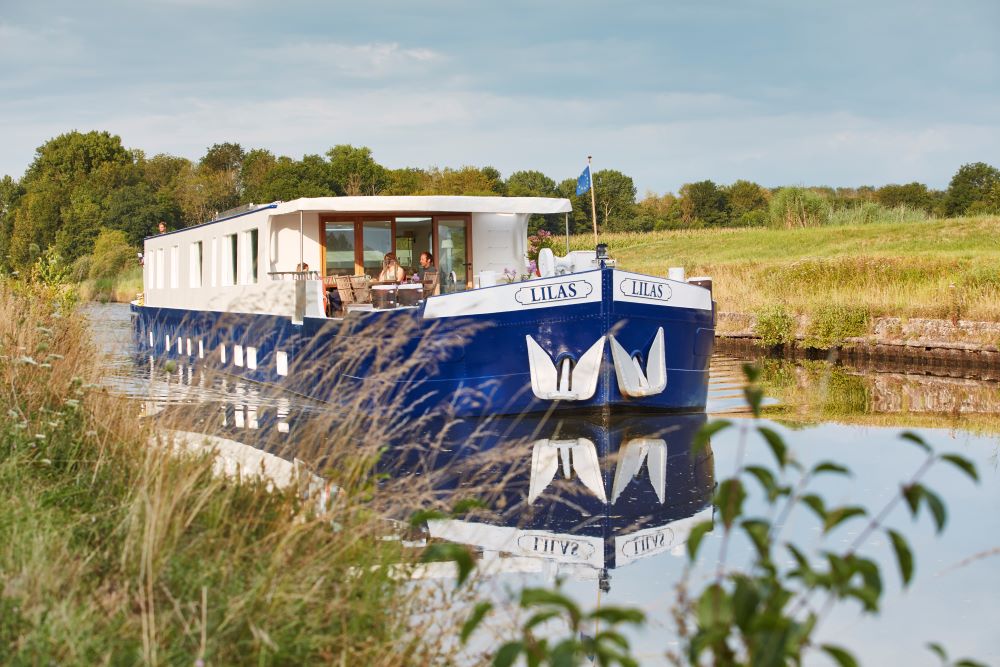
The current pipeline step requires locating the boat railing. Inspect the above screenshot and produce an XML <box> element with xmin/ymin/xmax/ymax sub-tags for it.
<box><xmin>268</xmin><ymin>270</ymin><xmax>320</xmax><ymax>281</ymax></box>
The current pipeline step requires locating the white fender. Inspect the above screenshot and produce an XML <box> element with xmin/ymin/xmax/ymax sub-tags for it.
<box><xmin>538</xmin><ymin>247</ymin><xmax>556</xmax><ymax>278</ymax></box>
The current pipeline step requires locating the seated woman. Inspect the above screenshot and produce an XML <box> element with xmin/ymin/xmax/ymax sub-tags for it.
<box><xmin>378</xmin><ymin>252</ymin><xmax>405</xmax><ymax>283</ymax></box>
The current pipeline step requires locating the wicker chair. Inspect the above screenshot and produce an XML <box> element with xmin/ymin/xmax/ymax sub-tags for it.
<box><xmin>335</xmin><ymin>275</ymin><xmax>354</xmax><ymax>307</ymax></box>
<box><xmin>350</xmin><ymin>275</ymin><xmax>372</xmax><ymax>304</ymax></box>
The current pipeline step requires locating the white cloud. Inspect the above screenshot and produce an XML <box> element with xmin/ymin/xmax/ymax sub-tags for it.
<box><xmin>258</xmin><ymin>41</ymin><xmax>444</xmax><ymax>79</ymax></box>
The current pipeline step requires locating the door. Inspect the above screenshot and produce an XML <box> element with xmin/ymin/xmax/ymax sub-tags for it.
<box><xmin>436</xmin><ymin>217</ymin><xmax>470</xmax><ymax>292</ymax></box>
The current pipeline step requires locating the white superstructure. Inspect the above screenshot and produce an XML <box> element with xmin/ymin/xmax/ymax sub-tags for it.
<box><xmin>142</xmin><ymin>196</ymin><xmax>573</xmax><ymax>318</ymax></box>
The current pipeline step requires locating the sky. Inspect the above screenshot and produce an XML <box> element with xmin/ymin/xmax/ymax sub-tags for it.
<box><xmin>2</xmin><ymin>0</ymin><xmax>999</xmax><ymax>194</ymax></box>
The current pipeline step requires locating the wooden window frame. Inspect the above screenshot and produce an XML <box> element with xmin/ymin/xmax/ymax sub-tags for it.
<box><xmin>318</xmin><ymin>213</ymin><xmax>472</xmax><ymax>287</ymax></box>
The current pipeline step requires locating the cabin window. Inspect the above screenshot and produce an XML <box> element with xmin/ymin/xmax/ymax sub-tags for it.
<box><xmin>170</xmin><ymin>246</ymin><xmax>180</xmax><ymax>289</ymax></box>
<box><xmin>211</xmin><ymin>237</ymin><xmax>218</xmax><ymax>287</ymax></box>
<box><xmin>156</xmin><ymin>248</ymin><xmax>165</xmax><ymax>289</ymax></box>
<box><xmin>220</xmin><ymin>344</ymin><xmax>227</xmax><ymax>364</ymax></box>
<box><xmin>224</xmin><ymin>234</ymin><xmax>237</xmax><ymax>286</ymax></box>
<box><xmin>190</xmin><ymin>241</ymin><xmax>203</xmax><ymax>288</ymax></box>
<box><xmin>324</xmin><ymin>223</ymin><xmax>355</xmax><ymax>276</ymax></box>
<box><xmin>186</xmin><ymin>338</ymin><xmax>192</xmax><ymax>356</ymax></box>
<box><xmin>362</xmin><ymin>220</ymin><xmax>392</xmax><ymax>276</ymax></box>
<box><xmin>198</xmin><ymin>340</ymin><xmax>204</xmax><ymax>359</ymax></box>
<box><xmin>276</xmin><ymin>350</ymin><xmax>288</xmax><ymax>376</ymax></box>
<box><xmin>146</xmin><ymin>249</ymin><xmax>155</xmax><ymax>288</ymax></box>
<box><xmin>243</xmin><ymin>229</ymin><xmax>258</xmax><ymax>283</ymax></box>
<box><xmin>234</xmin><ymin>344</ymin><xmax>244</xmax><ymax>367</ymax></box>
<box><xmin>176</xmin><ymin>337</ymin><xmax>183</xmax><ymax>354</ymax></box>
<box><xmin>246</xmin><ymin>346</ymin><xmax>257</xmax><ymax>369</ymax></box>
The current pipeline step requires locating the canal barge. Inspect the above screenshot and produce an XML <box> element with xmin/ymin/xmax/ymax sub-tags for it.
<box><xmin>132</xmin><ymin>196</ymin><xmax>715</xmax><ymax>417</ymax></box>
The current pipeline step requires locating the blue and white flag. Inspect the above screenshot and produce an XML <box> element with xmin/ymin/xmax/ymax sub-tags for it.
<box><xmin>576</xmin><ymin>165</ymin><xmax>591</xmax><ymax>196</ymax></box>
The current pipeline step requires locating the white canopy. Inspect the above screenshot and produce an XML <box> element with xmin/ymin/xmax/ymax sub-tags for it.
<box><xmin>270</xmin><ymin>195</ymin><xmax>572</xmax><ymax>216</ymax></box>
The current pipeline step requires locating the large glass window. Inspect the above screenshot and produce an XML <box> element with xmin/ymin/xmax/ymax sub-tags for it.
<box><xmin>395</xmin><ymin>217</ymin><xmax>433</xmax><ymax>276</ymax></box>
<box><xmin>325</xmin><ymin>222</ymin><xmax>355</xmax><ymax>276</ymax></box>
<box><xmin>437</xmin><ymin>219</ymin><xmax>468</xmax><ymax>292</ymax></box>
<box><xmin>362</xmin><ymin>220</ymin><xmax>392</xmax><ymax>277</ymax></box>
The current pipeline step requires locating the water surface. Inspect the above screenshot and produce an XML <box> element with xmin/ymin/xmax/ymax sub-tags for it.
<box><xmin>85</xmin><ymin>302</ymin><xmax>1000</xmax><ymax>665</ymax></box>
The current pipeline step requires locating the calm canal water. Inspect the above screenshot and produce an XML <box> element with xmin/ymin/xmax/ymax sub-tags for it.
<box><xmin>85</xmin><ymin>302</ymin><xmax>1000</xmax><ymax>666</ymax></box>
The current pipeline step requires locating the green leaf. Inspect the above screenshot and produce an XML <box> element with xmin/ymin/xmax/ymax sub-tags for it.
<box><xmin>811</xmin><ymin>461</ymin><xmax>851</xmax><ymax>476</ymax></box>
<box><xmin>744</xmin><ymin>465</ymin><xmax>781</xmax><ymax>501</ymax></box>
<box><xmin>887</xmin><ymin>528</ymin><xmax>914</xmax><ymax>586</ymax></box>
<box><xmin>902</xmin><ymin>483</ymin><xmax>924</xmax><ymax>517</ymax></box>
<box><xmin>696</xmin><ymin>584</ymin><xmax>732</xmax><ymax>629</ymax></box>
<box><xmin>821</xmin><ymin>643</ymin><xmax>859</xmax><ymax>667</ymax></box>
<box><xmin>853</xmin><ymin>556</ymin><xmax>883</xmax><ymax>600</ymax></box>
<box><xmin>715</xmin><ymin>479</ymin><xmax>746</xmax><ymax>530</ymax></box>
<box><xmin>520</xmin><ymin>588</ymin><xmax>581</xmax><ymax>628</ymax></box>
<box><xmin>589</xmin><ymin>606</ymin><xmax>645</xmax><ymax>625</ymax></box>
<box><xmin>742</xmin><ymin>363</ymin><xmax>761</xmax><ymax>383</ymax></box>
<box><xmin>940</xmin><ymin>454</ymin><xmax>978</xmax><ymax>483</ymax></box>
<box><xmin>409</xmin><ymin>508</ymin><xmax>447</xmax><ymax>528</ymax></box>
<box><xmin>692</xmin><ymin>420</ymin><xmax>731</xmax><ymax>456</ymax></box>
<box><xmin>900</xmin><ymin>431</ymin><xmax>931</xmax><ymax>453</ymax></box>
<box><xmin>742</xmin><ymin>519</ymin><xmax>771</xmax><ymax>560</ymax></box>
<box><xmin>923</xmin><ymin>488</ymin><xmax>947</xmax><ymax>533</ymax></box>
<box><xmin>955</xmin><ymin>660</ymin><xmax>989</xmax><ymax>667</ymax></box>
<box><xmin>451</xmin><ymin>497</ymin><xmax>486</xmax><ymax>515</ymax></box>
<box><xmin>800</xmin><ymin>493</ymin><xmax>827</xmax><ymax>522</ymax></box>
<box><xmin>549</xmin><ymin>640</ymin><xmax>577</xmax><ymax>667</ymax></box>
<box><xmin>460</xmin><ymin>602</ymin><xmax>492</xmax><ymax>643</ymax></box>
<box><xmin>823</xmin><ymin>506</ymin><xmax>867</xmax><ymax>534</ymax></box>
<box><xmin>845</xmin><ymin>585</ymin><xmax>879</xmax><ymax>613</ymax></box>
<box><xmin>421</xmin><ymin>543</ymin><xmax>475</xmax><ymax>588</ymax></box>
<box><xmin>825</xmin><ymin>552</ymin><xmax>853</xmax><ymax>586</ymax></box>
<box><xmin>686</xmin><ymin>520</ymin><xmax>714</xmax><ymax>562</ymax></box>
<box><xmin>492</xmin><ymin>641</ymin><xmax>524</xmax><ymax>667</ymax></box>
<box><xmin>785</xmin><ymin>543</ymin><xmax>815</xmax><ymax>586</ymax></box>
<box><xmin>731</xmin><ymin>575</ymin><xmax>761</xmax><ymax>631</ymax></box>
<box><xmin>926</xmin><ymin>642</ymin><xmax>948</xmax><ymax>662</ymax></box>
<box><xmin>744</xmin><ymin>386</ymin><xmax>765</xmax><ymax>417</ymax></box>
<box><xmin>524</xmin><ymin>609</ymin><xmax>562</xmax><ymax>631</ymax></box>
<box><xmin>757</xmin><ymin>426</ymin><xmax>788</xmax><ymax>468</ymax></box>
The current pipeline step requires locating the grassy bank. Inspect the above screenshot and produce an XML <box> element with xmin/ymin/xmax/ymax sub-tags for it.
<box><xmin>0</xmin><ymin>281</ymin><xmax>447</xmax><ymax>664</ymax></box>
<box><xmin>571</xmin><ymin>215</ymin><xmax>1000</xmax><ymax>323</ymax></box>
<box><xmin>78</xmin><ymin>266</ymin><xmax>143</xmax><ymax>303</ymax></box>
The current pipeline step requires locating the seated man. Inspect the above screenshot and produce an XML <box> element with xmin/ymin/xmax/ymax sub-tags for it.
<box><xmin>415</xmin><ymin>251</ymin><xmax>436</xmax><ymax>280</ymax></box>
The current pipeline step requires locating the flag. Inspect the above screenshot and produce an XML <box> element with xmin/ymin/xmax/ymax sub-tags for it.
<box><xmin>576</xmin><ymin>165</ymin><xmax>591</xmax><ymax>196</ymax></box>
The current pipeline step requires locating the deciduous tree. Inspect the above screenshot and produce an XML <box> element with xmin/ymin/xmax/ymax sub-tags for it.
<box><xmin>945</xmin><ymin>162</ymin><xmax>1000</xmax><ymax>216</ymax></box>
<box><xmin>326</xmin><ymin>145</ymin><xmax>390</xmax><ymax>196</ymax></box>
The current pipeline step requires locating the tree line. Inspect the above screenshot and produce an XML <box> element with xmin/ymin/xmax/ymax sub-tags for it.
<box><xmin>1</xmin><ymin>130</ymin><xmax>998</xmax><ymax>274</ymax></box>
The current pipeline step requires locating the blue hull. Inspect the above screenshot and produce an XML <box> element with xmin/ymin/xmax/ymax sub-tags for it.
<box><xmin>131</xmin><ymin>268</ymin><xmax>714</xmax><ymax>417</ymax></box>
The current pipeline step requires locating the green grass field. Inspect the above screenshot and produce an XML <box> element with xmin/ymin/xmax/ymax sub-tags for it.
<box><xmin>569</xmin><ymin>215</ymin><xmax>1000</xmax><ymax>322</ymax></box>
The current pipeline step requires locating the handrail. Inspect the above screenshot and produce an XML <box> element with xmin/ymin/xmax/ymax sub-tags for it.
<box><xmin>267</xmin><ymin>270</ymin><xmax>319</xmax><ymax>281</ymax></box>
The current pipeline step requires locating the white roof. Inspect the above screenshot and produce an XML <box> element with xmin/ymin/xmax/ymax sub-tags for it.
<box><xmin>270</xmin><ymin>195</ymin><xmax>572</xmax><ymax>216</ymax></box>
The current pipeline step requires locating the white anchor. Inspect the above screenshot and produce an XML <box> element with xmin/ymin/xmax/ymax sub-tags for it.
<box><xmin>609</xmin><ymin>327</ymin><xmax>667</xmax><ymax>398</ymax></box>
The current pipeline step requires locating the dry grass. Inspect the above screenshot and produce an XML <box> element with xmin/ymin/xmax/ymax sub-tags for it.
<box><xmin>0</xmin><ymin>280</ymin><xmax>513</xmax><ymax>665</ymax></box>
<box><xmin>564</xmin><ymin>215</ymin><xmax>1000</xmax><ymax>321</ymax></box>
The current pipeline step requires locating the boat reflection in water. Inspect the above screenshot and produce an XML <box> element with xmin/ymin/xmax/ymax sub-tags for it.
<box><xmin>391</xmin><ymin>413</ymin><xmax>715</xmax><ymax>590</ymax></box>
<box><xmin>144</xmin><ymin>379</ymin><xmax>714</xmax><ymax>590</ymax></box>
